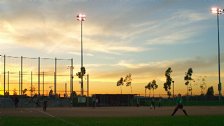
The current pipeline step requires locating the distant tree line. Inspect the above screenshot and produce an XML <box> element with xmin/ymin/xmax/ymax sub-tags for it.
<box><xmin>116</xmin><ymin>67</ymin><xmax>215</xmax><ymax>97</ymax></box>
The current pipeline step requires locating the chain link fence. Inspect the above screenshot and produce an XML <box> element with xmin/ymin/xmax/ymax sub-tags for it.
<box><xmin>0</xmin><ymin>54</ymin><xmax>74</xmax><ymax>97</ymax></box>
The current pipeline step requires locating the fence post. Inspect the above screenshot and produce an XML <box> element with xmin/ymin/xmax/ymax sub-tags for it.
<box><xmin>43</xmin><ymin>71</ymin><xmax>44</xmax><ymax>96</ymax></box>
<box><xmin>3</xmin><ymin>55</ymin><xmax>6</xmax><ymax>96</ymax></box>
<box><xmin>8</xmin><ymin>71</ymin><xmax>9</xmax><ymax>93</ymax></box>
<box><xmin>87</xmin><ymin>74</ymin><xmax>89</xmax><ymax>107</ymax></box>
<box><xmin>87</xmin><ymin>74</ymin><xmax>89</xmax><ymax>97</ymax></box>
<box><xmin>70</xmin><ymin>58</ymin><xmax>73</xmax><ymax>95</ymax></box>
<box><xmin>54</xmin><ymin>58</ymin><xmax>57</xmax><ymax>95</ymax></box>
<box><xmin>19</xmin><ymin>71</ymin><xmax>20</xmax><ymax>95</ymax></box>
<box><xmin>65</xmin><ymin>83</ymin><xmax>67</xmax><ymax>96</ymax></box>
<box><xmin>38</xmin><ymin>57</ymin><xmax>40</xmax><ymax>95</ymax></box>
<box><xmin>31</xmin><ymin>71</ymin><xmax>32</xmax><ymax>97</ymax></box>
<box><xmin>21</xmin><ymin>56</ymin><xmax>23</xmax><ymax>94</ymax></box>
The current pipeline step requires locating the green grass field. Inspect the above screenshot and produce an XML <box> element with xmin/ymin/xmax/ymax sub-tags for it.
<box><xmin>1</xmin><ymin>115</ymin><xmax>224</xmax><ymax>126</ymax></box>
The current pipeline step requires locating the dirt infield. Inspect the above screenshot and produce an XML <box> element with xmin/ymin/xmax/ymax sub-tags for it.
<box><xmin>1</xmin><ymin>106</ymin><xmax>224</xmax><ymax>117</ymax></box>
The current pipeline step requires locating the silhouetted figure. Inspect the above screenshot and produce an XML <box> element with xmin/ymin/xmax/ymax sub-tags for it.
<box><xmin>95</xmin><ymin>98</ymin><xmax>98</xmax><ymax>107</ymax></box>
<box><xmin>92</xmin><ymin>98</ymin><xmax>95</xmax><ymax>108</ymax></box>
<box><xmin>171</xmin><ymin>94</ymin><xmax>188</xmax><ymax>116</ymax></box>
<box><xmin>92</xmin><ymin>97</ymin><xmax>98</xmax><ymax>108</ymax></box>
<box><xmin>136</xmin><ymin>98</ymin><xmax>140</xmax><ymax>107</ymax></box>
<box><xmin>158</xmin><ymin>98</ymin><xmax>162</xmax><ymax>107</ymax></box>
<box><xmin>150</xmin><ymin>98</ymin><xmax>155</xmax><ymax>110</ymax></box>
<box><xmin>49</xmin><ymin>89</ymin><xmax>53</xmax><ymax>97</ymax></box>
<box><xmin>14</xmin><ymin>96</ymin><xmax>19</xmax><ymax>108</ymax></box>
<box><xmin>36</xmin><ymin>98</ymin><xmax>40</xmax><ymax>107</ymax></box>
<box><xmin>43</xmin><ymin>100</ymin><xmax>48</xmax><ymax>112</ymax></box>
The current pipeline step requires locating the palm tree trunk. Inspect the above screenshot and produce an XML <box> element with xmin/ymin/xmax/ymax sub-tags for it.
<box><xmin>153</xmin><ymin>89</ymin><xmax>154</xmax><ymax>98</ymax></box>
<box><xmin>145</xmin><ymin>88</ymin><xmax>146</xmax><ymax>97</ymax></box>
<box><xmin>130</xmin><ymin>86</ymin><xmax>132</xmax><ymax>94</ymax></box>
<box><xmin>187</xmin><ymin>85</ymin><xmax>188</xmax><ymax>96</ymax></box>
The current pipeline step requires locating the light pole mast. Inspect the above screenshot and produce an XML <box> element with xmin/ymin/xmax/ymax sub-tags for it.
<box><xmin>217</xmin><ymin>11</ymin><xmax>221</xmax><ymax>98</ymax></box>
<box><xmin>211</xmin><ymin>7</ymin><xmax>223</xmax><ymax>99</ymax></box>
<box><xmin>77</xmin><ymin>13</ymin><xmax>86</xmax><ymax>96</ymax></box>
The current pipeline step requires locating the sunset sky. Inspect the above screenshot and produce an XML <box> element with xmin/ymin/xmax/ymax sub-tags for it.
<box><xmin>0</xmin><ymin>0</ymin><xmax>224</xmax><ymax>96</ymax></box>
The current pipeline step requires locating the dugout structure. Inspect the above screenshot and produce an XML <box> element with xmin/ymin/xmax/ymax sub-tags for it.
<box><xmin>92</xmin><ymin>94</ymin><xmax>137</xmax><ymax>106</ymax></box>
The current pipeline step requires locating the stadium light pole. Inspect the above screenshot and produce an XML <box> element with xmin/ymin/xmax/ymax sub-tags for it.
<box><xmin>77</xmin><ymin>13</ymin><xmax>86</xmax><ymax>96</ymax></box>
<box><xmin>211</xmin><ymin>7</ymin><xmax>224</xmax><ymax>99</ymax></box>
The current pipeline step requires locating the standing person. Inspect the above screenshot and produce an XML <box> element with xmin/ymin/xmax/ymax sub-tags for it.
<box><xmin>14</xmin><ymin>96</ymin><xmax>19</xmax><ymax>109</ymax></box>
<box><xmin>35</xmin><ymin>98</ymin><xmax>40</xmax><ymax>107</ymax></box>
<box><xmin>95</xmin><ymin>98</ymin><xmax>98</xmax><ymax>107</ymax></box>
<box><xmin>158</xmin><ymin>98</ymin><xmax>162</xmax><ymax>107</ymax></box>
<box><xmin>150</xmin><ymin>98</ymin><xmax>155</xmax><ymax>110</ymax></box>
<box><xmin>92</xmin><ymin>97</ymin><xmax>95</xmax><ymax>108</ymax></box>
<box><xmin>171</xmin><ymin>94</ymin><xmax>188</xmax><ymax>116</ymax></box>
<box><xmin>136</xmin><ymin>98</ymin><xmax>140</xmax><ymax>107</ymax></box>
<box><xmin>43</xmin><ymin>100</ymin><xmax>48</xmax><ymax>112</ymax></box>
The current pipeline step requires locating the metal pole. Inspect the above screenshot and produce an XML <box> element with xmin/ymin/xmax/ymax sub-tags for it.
<box><xmin>8</xmin><ymin>71</ymin><xmax>9</xmax><ymax>93</ymax></box>
<box><xmin>70</xmin><ymin>58</ymin><xmax>73</xmax><ymax>95</ymax></box>
<box><xmin>38</xmin><ymin>57</ymin><xmax>40</xmax><ymax>95</ymax></box>
<box><xmin>3</xmin><ymin>55</ymin><xmax>6</xmax><ymax>95</ymax></box>
<box><xmin>21</xmin><ymin>56</ymin><xmax>23</xmax><ymax>93</ymax></box>
<box><xmin>43</xmin><ymin>72</ymin><xmax>44</xmax><ymax>96</ymax></box>
<box><xmin>65</xmin><ymin>83</ymin><xmax>67</xmax><ymax>96</ymax></box>
<box><xmin>19</xmin><ymin>71</ymin><xmax>20</xmax><ymax>95</ymax></box>
<box><xmin>87</xmin><ymin>74</ymin><xmax>89</xmax><ymax>106</ymax></box>
<box><xmin>31</xmin><ymin>71</ymin><xmax>32</xmax><ymax>97</ymax></box>
<box><xmin>81</xmin><ymin>20</ymin><xmax>84</xmax><ymax>96</ymax></box>
<box><xmin>217</xmin><ymin>13</ymin><xmax>222</xmax><ymax>98</ymax></box>
<box><xmin>87</xmin><ymin>74</ymin><xmax>89</xmax><ymax>97</ymax></box>
<box><xmin>54</xmin><ymin>58</ymin><xmax>57</xmax><ymax>95</ymax></box>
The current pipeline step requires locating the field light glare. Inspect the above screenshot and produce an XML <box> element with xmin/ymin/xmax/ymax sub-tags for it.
<box><xmin>211</xmin><ymin>7</ymin><xmax>224</xmax><ymax>14</ymax></box>
<box><xmin>77</xmin><ymin>14</ymin><xmax>86</xmax><ymax>21</ymax></box>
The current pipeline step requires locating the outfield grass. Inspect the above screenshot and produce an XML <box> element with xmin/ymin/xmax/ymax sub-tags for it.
<box><xmin>1</xmin><ymin>115</ymin><xmax>224</xmax><ymax>126</ymax></box>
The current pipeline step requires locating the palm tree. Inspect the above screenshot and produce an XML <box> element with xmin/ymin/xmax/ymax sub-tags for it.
<box><xmin>163</xmin><ymin>67</ymin><xmax>173</xmax><ymax>98</ymax></box>
<box><xmin>13</xmin><ymin>89</ymin><xmax>17</xmax><ymax>95</ymax></box>
<box><xmin>22</xmin><ymin>88</ymin><xmax>28</xmax><ymax>95</ymax></box>
<box><xmin>117</xmin><ymin>77</ymin><xmax>124</xmax><ymax>94</ymax></box>
<box><xmin>151</xmin><ymin>80</ymin><xmax>158</xmax><ymax>97</ymax></box>
<box><xmin>145</xmin><ymin>82</ymin><xmax>152</xmax><ymax>97</ymax></box>
<box><xmin>124</xmin><ymin>73</ymin><xmax>132</xmax><ymax>93</ymax></box>
<box><xmin>145</xmin><ymin>80</ymin><xmax>158</xmax><ymax>97</ymax></box>
<box><xmin>184</xmin><ymin>68</ymin><xmax>193</xmax><ymax>96</ymax></box>
<box><xmin>206</xmin><ymin>86</ymin><xmax>214</xmax><ymax>96</ymax></box>
<box><xmin>199</xmin><ymin>76</ymin><xmax>207</xmax><ymax>95</ymax></box>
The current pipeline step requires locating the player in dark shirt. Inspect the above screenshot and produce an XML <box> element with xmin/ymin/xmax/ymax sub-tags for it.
<box><xmin>171</xmin><ymin>94</ymin><xmax>188</xmax><ymax>116</ymax></box>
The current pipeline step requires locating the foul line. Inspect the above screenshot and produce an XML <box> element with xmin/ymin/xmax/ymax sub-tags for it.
<box><xmin>39</xmin><ymin>111</ymin><xmax>55</xmax><ymax>117</ymax></box>
<box><xmin>37</xmin><ymin>110</ymin><xmax>79</xmax><ymax>126</ymax></box>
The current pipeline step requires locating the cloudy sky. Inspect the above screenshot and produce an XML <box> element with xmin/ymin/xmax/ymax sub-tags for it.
<box><xmin>0</xmin><ymin>0</ymin><xmax>224</xmax><ymax>96</ymax></box>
